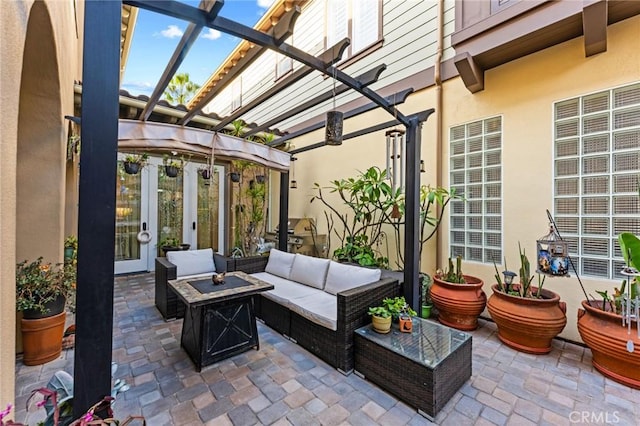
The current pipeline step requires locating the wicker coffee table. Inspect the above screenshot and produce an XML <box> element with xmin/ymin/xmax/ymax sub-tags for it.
<box><xmin>354</xmin><ymin>317</ymin><xmax>472</xmax><ymax>420</ymax></box>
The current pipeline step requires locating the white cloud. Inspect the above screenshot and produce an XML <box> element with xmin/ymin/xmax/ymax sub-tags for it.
<box><xmin>120</xmin><ymin>81</ymin><xmax>154</xmax><ymax>96</ymax></box>
<box><xmin>201</xmin><ymin>28</ymin><xmax>221</xmax><ymax>40</ymax></box>
<box><xmin>257</xmin><ymin>0</ymin><xmax>274</xmax><ymax>9</ymax></box>
<box><xmin>160</xmin><ymin>25</ymin><xmax>183</xmax><ymax>39</ymax></box>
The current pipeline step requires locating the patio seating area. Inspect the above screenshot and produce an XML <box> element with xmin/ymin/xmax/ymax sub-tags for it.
<box><xmin>14</xmin><ymin>273</ymin><xmax>640</xmax><ymax>425</ymax></box>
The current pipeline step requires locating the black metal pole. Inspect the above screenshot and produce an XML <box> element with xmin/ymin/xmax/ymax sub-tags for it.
<box><xmin>278</xmin><ymin>172</ymin><xmax>290</xmax><ymax>252</ymax></box>
<box><xmin>73</xmin><ymin>0</ymin><xmax>120</xmax><ymax>418</ymax></box>
<box><xmin>404</xmin><ymin>116</ymin><xmax>422</xmax><ymax>311</ymax></box>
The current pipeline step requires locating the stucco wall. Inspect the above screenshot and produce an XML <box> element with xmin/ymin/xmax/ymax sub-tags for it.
<box><xmin>1</xmin><ymin>0</ymin><xmax>82</xmax><ymax>410</ymax></box>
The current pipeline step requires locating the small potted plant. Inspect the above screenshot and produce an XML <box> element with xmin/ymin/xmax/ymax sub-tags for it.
<box><xmin>199</xmin><ymin>166</ymin><xmax>212</xmax><ymax>180</ymax></box>
<box><xmin>16</xmin><ymin>258</ymin><xmax>75</xmax><ymax>365</ymax></box>
<box><xmin>123</xmin><ymin>153</ymin><xmax>148</xmax><ymax>175</ymax></box>
<box><xmin>421</xmin><ymin>273</ymin><xmax>433</xmax><ymax>319</ymax></box>
<box><xmin>63</xmin><ymin>235</ymin><xmax>77</xmax><ymax>261</ymax></box>
<box><xmin>163</xmin><ymin>154</ymin><xmax>184</xmax><ymax>178</ymax></box>
<box><xmin>368</xmin><ymin>305</ymin><xmax>392</xmax><ymax>334</ymax></box>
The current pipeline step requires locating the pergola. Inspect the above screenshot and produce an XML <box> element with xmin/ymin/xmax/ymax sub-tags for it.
<box><xmin>75</xmin><ymin>0</ymin><xmax>434</xmax><ymax>416</ymax></box>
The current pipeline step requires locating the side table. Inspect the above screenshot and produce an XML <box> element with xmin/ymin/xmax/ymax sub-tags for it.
<box><xmin>354</xmin><ymin>317</ymin><xmax>472</xmax><ymax>420</ymax></box>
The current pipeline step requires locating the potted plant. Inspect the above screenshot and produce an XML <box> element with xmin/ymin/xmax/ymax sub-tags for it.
<box><xmin>16</xmin><ymin>257</ymin><xmax>75</xmax><ymax>365</ymax></box>
<box><xmin>199</xmin><ymin>166</ymin><xmax>212</xmax><ymax>180</ymax></box>
<box><xmin>487</xmin><ymin>244</ymin><xmax>567</xmax><ymax>354</ymax></box>
<box><xmin>577</xmin><ymin>232</ymin><xmax>640</xmax><ymax>389</ymax></box>
<box><xmin>163</xmin><ymin>154</ymin><xmax>184</xmax><ymax>177</ymax></box>
<box><xmin>63</xmin><ymin>235</ymin><xmax>77</xmax><ymax>261</ymax></box>
<box><xmin>421</xmin><ymin>273</ymin><xmax>433</xmax><ymax>319</ymax></box>
<box><xmin>123</xmin><ymin>152</ymin><xmax>148</xmax><ymax>175</ymax></box>
<box><xmin>368</xmin><ymin>305</ymin><xmax>392</xmax><ymax>334</ymax></box>
<box><xmin>430</xmin><ymin>256</ymin><xmax>486</xmax><ymax>331</ymax></box>
<box><xmin>159</xmin><ymin>236</ymin><xmax>188</xmax><ymax>255</ymax></box>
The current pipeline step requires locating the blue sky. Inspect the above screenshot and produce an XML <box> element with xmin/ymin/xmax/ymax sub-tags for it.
<box><xmin>121</xmin><ymin>0</ymin><xmax>275</xmax><ymax>97</ymax></box>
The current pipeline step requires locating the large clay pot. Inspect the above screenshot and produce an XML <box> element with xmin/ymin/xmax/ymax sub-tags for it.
<box><xmin>21</xmin><ymin>311</ymin><xmax>66</xmax><ymax>365</ymax></box>
<box><xmin>578</xmin><ymin>300</ymin><xmax>640</xmax><ymax>389</ymax></box>
<box><xmin>431</xmin><ymin>275</ymin><xmax>486</xmax><ymax>331</ymax></box>
<box><xmin>487</xmin><ymin>285</ymin><xmax>566</xmax><ymax>354</ymax></box>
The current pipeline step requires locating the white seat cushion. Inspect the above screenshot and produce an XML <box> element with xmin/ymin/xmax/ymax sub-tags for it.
<box><xmin>179</xmin><ymin>272</ymin><xmax>215</xmax><ymax>281</ymax></box>
<box><xmin>264</xmin><ymin>248</ymin><xmax>296</xmax><ymax>279</ymax></box>
<box><xmin>289</xmin><ymin>254</ymin><xmax>331</xmax><ymax>289</ymax></box>
<box><xmin>167</xmin><ymin>248</ymin><xmax>215</xmax><ymax>277</ymax></box>
<box><xmin>323</xmin><ymin>261</ymin><xmax>382</xmax><ymax>295</ymax></box>
<box><xmin>288</xmin><ymin>292</ymin><xmax>338</xmax><ymax>331</ymax></box>
<box><xmin>251</xmin><ymin>272</ymin><xmax>323</xmax><ymax>306</ymax></box>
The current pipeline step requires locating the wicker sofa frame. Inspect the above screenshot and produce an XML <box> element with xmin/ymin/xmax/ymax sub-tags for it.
<box><xmin>235</xmin><ymin>261</ymin><xmax>401</xmax><ymax>374</ymax></box>
<box><xmin>155</xmin><ymin>253</ymin><xmax>269</xmax><ymax>321</ymax></box>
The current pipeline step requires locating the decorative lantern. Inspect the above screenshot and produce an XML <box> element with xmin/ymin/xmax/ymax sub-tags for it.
<box><xmin>325</xmin><ymin>111</ymin><xmax>343</xmax><ymax>146</ymax></box>
<box><xmin>536</xmin><ymin>224</ymin><xmax>569</xmax><ymax>276</ymax></box>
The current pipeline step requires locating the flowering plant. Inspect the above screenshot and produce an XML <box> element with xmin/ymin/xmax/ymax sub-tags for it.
<box><xmin>16</xmin><ymin>258</ymin><xmax>75</xmax><ymax>315</ymax></box>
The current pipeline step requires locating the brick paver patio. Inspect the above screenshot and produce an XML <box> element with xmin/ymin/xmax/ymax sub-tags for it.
<box><xmin>14</xmin><ymin>273</ymin><xmax>640</xmax><ymax>425</ymax></box>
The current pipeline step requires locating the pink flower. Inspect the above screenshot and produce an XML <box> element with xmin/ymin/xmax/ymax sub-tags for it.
<box><xmin>0</xmin><ymin>403</ymin><xmax>13</xmax><ymax>421</ymax></box>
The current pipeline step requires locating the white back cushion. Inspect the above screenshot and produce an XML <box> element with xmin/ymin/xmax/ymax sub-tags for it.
<box><xmin>167</xmin><ymin>248</ymin><xmax>215</xmax><ymax>277</ymax></box>
<box><xmin>289</xmin><ymin>254</ymin><xmax>331</xmax><ymax>289</ymax></box>
<box><xmin>324</xmin><ymin>261</ymin><xmax>382</xmax><ymax>295</ymax></box>
<box><xmin>264</xmin><ymin>248</ymin><xmax>296</xmax><ymax>279</ymax></box>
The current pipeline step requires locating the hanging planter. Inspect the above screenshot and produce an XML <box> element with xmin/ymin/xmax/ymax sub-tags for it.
<box><xmin>122</xmin><ymin>153</ymin><xmax>147</xmax><ymax>175</ymax></box>
<box><xmin>200</xmin><ymin>168</ymin><xmax>211</xmax><ymax>179</ymax></box>
<box><xmin>164</xmin><ymin>165</ymin><xmax>179</xmax><ymax>178</ymax></box>
<box><xmin>123</xmin><ymin>161</ymin><xmax>141</xmax><ymax>175</ymax></box>
<box><xmin>230</xmin><ymin>172</ymin><xmax>240</xmax><ymax>183</ymax></box>
<box><xmin>256</xmin><ymin>175</ymin><xmax>265</xmax><ymax>184</ymax></box>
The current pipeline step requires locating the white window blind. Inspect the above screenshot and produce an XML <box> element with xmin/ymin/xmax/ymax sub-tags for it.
<box><xmin>327</xmin><ymin>0</ymin><xmax>348</xmax><ymax>51</ymax></box>
<box><xmin>553</xmin><ymin>82</ymin><xmax>640</xmax><ymax>279</ymax></box>
<box><xmin>352</xmin><ymin>0</ymin><xmax>379</xmax><ymax>53</ymax></box>
<box><xmin>326</xmin><ymin>0</ymin><xmax>380</xmax><ymax>60</ymax></box>
<box><xmin>449</xmin><ymin>117</ymin><xmax>503</xmax><ymax>263</ymax></box>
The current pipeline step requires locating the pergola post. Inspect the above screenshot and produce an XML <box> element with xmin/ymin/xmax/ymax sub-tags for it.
<box><xmin>278</xmin><ymin>172</ymin><xmax>290</xmax><ymax>252</ymax></box>
<box><xmin>73</xmin><ymin>0</ymin><xmax>120</xmax><ymax>418</ymax></box>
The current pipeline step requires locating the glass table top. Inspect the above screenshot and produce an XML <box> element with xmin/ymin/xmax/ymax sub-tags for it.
<box><xmin>355</xmin><ymin>317</ymin><xmax>471</xmax><ymax>368</ymax></box>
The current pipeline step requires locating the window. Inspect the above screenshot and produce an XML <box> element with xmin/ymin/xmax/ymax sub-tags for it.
<box><xmin>230</xmin><ymin>79</ymin><xmax>242</xmax><ymax>112</ymax></box>
<box><xmin>326</xmin><ymin>0</ymin><xmax>381</xmax><ymax>60</ymax></box>
<box><xmin>276</xmin><ymin>37</ymin><xmax>293</xmax><ymax>80</ymax></box>
<box><xmin>450</xmin><ymin>117</ymin><xmax>503</xmax><ymax>263</ymax></box>
<box><xmin>553</xmin><ymin>82</ymin><xmax>640</xmax><ymax>279</ymax></box>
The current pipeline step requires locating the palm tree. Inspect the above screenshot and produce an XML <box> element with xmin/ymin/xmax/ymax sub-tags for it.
<box><xmin>163</xmin><ymin>73</ymin><xmax>201</xmax><ymax>105</ymax></box>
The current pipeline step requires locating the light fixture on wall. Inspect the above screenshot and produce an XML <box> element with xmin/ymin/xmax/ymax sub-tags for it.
<box><xmin>420</xmin><ymin>160</ymin><xmax>426</xmax><ymax>173</ymax></box>
<box><xmin>290</xmin><ymin>156</ymin><xmax>297</xmax><ymax>189</ymax></box>
<box><xmin>385</xmin><ymin>129</ymin><xmax>406</xmax><ymax>192</ymax></box>
<box><xmin>325</xmin><ymin>64</ymin><xmax>343</xmax><ymax>146</ymax></box>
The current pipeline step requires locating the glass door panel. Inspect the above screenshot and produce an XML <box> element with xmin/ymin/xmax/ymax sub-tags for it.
<box><xmin>114</xmin><ymin>160</ymin><xmax>149</xmax><ymax>274</ymax></box>
<box><xmin>197</xmin><ymin>166</ymin><xmax>222</xmax><ymax>251</ymax></box>
<box><xmin>157</xmin><ymin>165</ymin><xmax>184</xmax><ymax>256</ymax></box>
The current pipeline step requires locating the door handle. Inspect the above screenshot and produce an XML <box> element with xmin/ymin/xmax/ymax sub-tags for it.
<box><xmin>192</xmin><ymin>221</ymin><xmax>196</xmax><ymax>230</ymax></box>
<box><xmin>142</xmin><ymin>222</ymin><xmax>147</xmax><ymax>231</ymax></box>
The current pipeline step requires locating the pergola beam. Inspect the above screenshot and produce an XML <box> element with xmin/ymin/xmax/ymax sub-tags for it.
<box><xmin>270</xmin><ymin>88</ymin><xmax>413</xmax><ymax>146</ymax></box>
<box><xmin>124</xmin><ymin>0</ymin><xmax>410</xmax><ymax>126</ymax></box>
<box><xmin>140</xmin><ymin>0</ymin><xmax>223</xmax><ymax>121</ymax></box>
<box><xmin>244</xmin><ymin>64</ymin><xmax>387</xmax><ymax>137</ymax></box>
<box><xmin>212</xmin><ymin>38</ymin><xmax>350</xmax><ymax>132</ymax></box>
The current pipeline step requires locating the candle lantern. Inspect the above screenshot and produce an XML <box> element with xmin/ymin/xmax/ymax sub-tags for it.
<box><xmin>536</xmin><ymin>223</ymin><xmax>569</xmax><ymax>276</ymax></box>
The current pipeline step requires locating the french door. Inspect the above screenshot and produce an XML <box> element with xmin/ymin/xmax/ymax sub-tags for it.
<box><xmin>114</xmin><ymin>156</ymin><xmax>225</xmax><ymax>274</ymax></box>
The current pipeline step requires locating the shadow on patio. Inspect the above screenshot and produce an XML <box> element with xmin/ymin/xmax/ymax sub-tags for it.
<box><xmin>15</xmin><ymin>273</ymin><xmax>640</xmax><ymax>425</ymax></box>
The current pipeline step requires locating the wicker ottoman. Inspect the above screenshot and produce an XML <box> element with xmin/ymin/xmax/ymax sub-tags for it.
<box><xmin>354</xmin><ymin>318</ymin><xmax>472</xmax><ymax>420</ymax></box>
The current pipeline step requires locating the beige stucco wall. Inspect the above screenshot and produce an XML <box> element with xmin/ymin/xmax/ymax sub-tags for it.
<box><xmin>1</xmin><ymin>0</ymin><xmax>82</xmax><ymax>410</ymax></box>
<box><xmin>286</xmin><ymin>15</ymin><xmax>640</xmax><ymax>344</ymax></box>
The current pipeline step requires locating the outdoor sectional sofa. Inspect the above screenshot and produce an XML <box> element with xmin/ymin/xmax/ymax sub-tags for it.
<box><xmin>155</xmin><ymin>248</ymin><xmax>401</xmax><ymax>373</ymax></box>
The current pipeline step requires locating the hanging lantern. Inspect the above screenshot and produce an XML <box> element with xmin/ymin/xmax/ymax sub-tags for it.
<box><xmin>325</xmin><ymin>111</ymin><xmax>343</xmax><ymax>146</ymax></box>
<box><xmin>536</xmin><ymin>223</ymin><xmax>569</xmax><ymax>276</ymax></box>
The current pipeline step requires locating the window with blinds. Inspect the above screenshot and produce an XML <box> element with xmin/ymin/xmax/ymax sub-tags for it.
<box><xmin>553</xmin><ymin>82</ymin><xmax>640</xmax><ymax>279</ymax></box>
<box><xmin>326</xmin><ymin>0</ymin><xmax>381</xmax><ymax>60</ymax></box>
<box><xmin>449</xmin><ymin>117</ymin><xmax>503</xmax><ymax>264</ymax></box>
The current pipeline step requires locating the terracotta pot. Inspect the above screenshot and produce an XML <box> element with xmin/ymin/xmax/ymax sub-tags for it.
<box><xmin>431</xmin><ymin>275</ymin><xmax>486</xmax><ymax>331</ymax></box>
<box><xmin>371</xmin><ymin>315</ymin><xmax>392</xmax><ymax>334</ymax></box>
<box><xmin>578</xmin><ymin>300</ymin><xmax>640</xmax><ymax>389</ymax></box>
<box><xmin>21</xmin><ymin>311</ymin><xmax>66</xmax><ymax>365</ymax></box>
<box><xmin>487</xmin><ymin>284</ymin><xmax>567</xmax><ymax>354</ymax></box>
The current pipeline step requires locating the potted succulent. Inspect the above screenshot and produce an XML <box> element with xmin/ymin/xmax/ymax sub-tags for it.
<box><xmin>487</xmin><ymin>244</ymin><xmax>567</xmax><ymax>354</ymax></box>
<box><xmin>123</xmin><ymin>152</ymin><xmax>148</xmax><ymax>175</ymax></box>
<box><xmin>163</xmin><ymin>154</ymin><xmax>184</xmax><ymax>177</ymax></box>
<box><xmin>421</xmin><ymin>273</ymin><xmax>433</xmax><ymax>319</ymax></box>
<box><xmin>577</xmin><ymin>232</ymin><xmax>640</xmax><ymax>388</ymax></box>
<box><xmin>16</xmin><ymin>257</ymin><xmax>75</xmax><ymax>365</ymax></box>
<box><xmin>430</xmin><ymin>256</ymin><xmax>486</xmax><ymax>330</ymax></box>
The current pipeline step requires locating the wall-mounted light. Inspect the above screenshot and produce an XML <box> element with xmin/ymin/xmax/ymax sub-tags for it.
<box><xmin>420</xmin><ymin>160</ymin><xmax>426</xmax><ymax>173</ymax></box>
<box><xmin>290</xmin><ymin>156</ymin><xmax>297</xmax><ymax>189</ymax></box>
